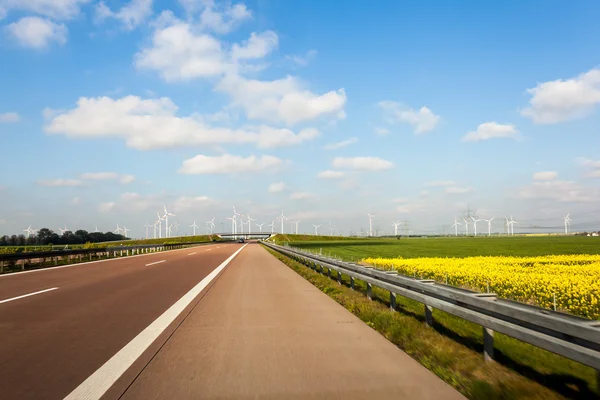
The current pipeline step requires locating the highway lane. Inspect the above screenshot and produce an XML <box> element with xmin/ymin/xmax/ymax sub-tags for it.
<box><xmin>120</xmin><ymin>244</ymin><xmax>465</xmax><ymax>400</ymax></box>
<box><xmin>0</xmin><ymin>242</ymin><xmax>242</xmax><ymax>400</ymax></box>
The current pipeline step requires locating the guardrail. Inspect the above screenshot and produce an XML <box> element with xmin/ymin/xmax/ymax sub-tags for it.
<box><xmin>0</xmin><ymin>241</ymin><xmax>214</xmax><ymax>273</ymax></box>
<box><xmin>264</xmin><ymin>242</ymin><xmax>600</xmax><ymax>385</ymax></box>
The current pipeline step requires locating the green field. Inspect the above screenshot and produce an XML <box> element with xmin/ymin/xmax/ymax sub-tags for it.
<box><xmin>275</xmin><ymin>235</ymin><xmax>600</xmax><ymax>259</ymax></box>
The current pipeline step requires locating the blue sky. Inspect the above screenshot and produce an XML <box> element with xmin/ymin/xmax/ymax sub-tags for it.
<box><xmin>1</xmin><ymin>0</ymin><xmax>600</xmax><ymax>237</ymax></box>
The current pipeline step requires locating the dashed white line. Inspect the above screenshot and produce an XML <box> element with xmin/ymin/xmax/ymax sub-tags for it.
<box><xmin>64</xmin><ymin>244</ymin><xmax>247</xmax><ymax>400</ymax></box>
<box><xmin>0</xmin><ymin>287</ymin><xmax>59</xmax><ymax>304</ymax></box>
<box><xmin>145</xmin><ymin>260</ymin><xmax>166</xmax><ymax>266</ymax></box>
<box><xmin>206</xmin><ymin>249</ymin><xmax>212</xmax><ymax>251</ymax></box>
<box><xmin>188</xmin><ymin>252</ymin><xmax>197</xmax><ymax>256</ymax></box>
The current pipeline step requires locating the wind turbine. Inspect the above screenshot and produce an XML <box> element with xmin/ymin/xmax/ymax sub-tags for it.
<box><xmin>112</xmin><ymin>224</ymin><xmax>121</xmax><ymax>234</ymax></box>
<box><xmin>392</xmin><ymin>221</ymin><xmax>401</xmax><ymax>236</ymax></box>
<box><xmin>295</xmin><ymin>220</ymin><xmax>300</xmax><ymax>234</ymax></box>
<box><xmin>483</xmin><ymin>217</ymin><xmax>495</xmax><ymax>236</ymax></box>
<box><xmin>463</xmin><ymin>218</ymin><xmax>469</xmax><ymax>236</ymax></box>
<box><xmin>509</xmin><ymin>216</ymin><xmax>517</xmax><ymax>236</ymax></box>
<box><xmin>268</xmin><ymin>220</ymin><xmax>275</xmax><ymax>234</ymax></box>
<box><xmin>367</xmin><ymin>213</ymin><xmax>375</xmax><ymax>237</ymax></box>
<box><xmin>122</xmin><ymin>226</ymin><xmax>130</xmax><ymax>237</ymax></box>
<box><xmin>153</xmin><ymin>220</ymin><xmax>159</xmax><ymax>238</ymax></box>
<box><xmin>190</xmin><ymin>220</ymin><xmax>199</xmax><ymax>236</ymax></box>
<box><xmin>313</xmin><ymin>224</ymin><xmax>321</xmax><ymax>235</ymax></box>
<box><xmin>206</xmin><ymin>217</ymin><xmax>215</xmax><ymax>234</ymax></box>
<box><xmin>471</xmin><ymin>217</ymin><xmax>482</xmax><ymax>236</ymax></box>
<box><xmin>162</xmin><ymin>206</ymin><xmax>174</xmax><ymax>238</ymax></box>
<box><xmin>23</xmin><ymin>225</ymin><xmax>35</xmax><ymax>238</ymax></box>
<box><xmin>94</xmin><ymin>226</ymin><xmax>99</xmax><ymax>233</ymax></box>
<box><xmin>563</xmin><ymin>213</ymin><xmax>571</xmax><ymax>234</ymax></box>
<box><xmin>174</xmin><ymin>222</ymin><xmax>180</xmax><ymax>236</ymax></box>
<box><xmin>329</xmin><ymin>222</ymin><xmax>335</xmax><ymax>236</ymax></box>
<box><xmin>452</xmin><ymin>218</ymin><xmax>460</xmax><ymax>236</ymax></box>
<box><xmin>256</xmin><ymin>222</ymin><xmax>265</xmax><ymax>233</ymax></box>
<box><xmin>247</xmin><ymin>214</ymin><xmax>255</xmax><ymax>235</ymax></box>
<box><xmin>144</xmin><ymin>222</ymin><xmax>151</xmax><ymax>239</ymax></box>
<box><xmin>288</xmin><ymin>220</ymin><xmax>295</xmax><ymax>234</ymax></box>
<box><xmin>156</xmin><ymin>212</ymin><xmax>164</xmax><ymax>238</ymax></box>
<box><xmin>278</xmin><ymin>210</ymin><xmax>286</xmax><ymax>234</ymax></box>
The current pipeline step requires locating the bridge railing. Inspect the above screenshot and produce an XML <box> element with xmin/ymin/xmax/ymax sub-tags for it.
<box><xmin>264</xmin><ymin>242</ymin><xmax>600</xmax><ymax>384</ymax></box>
<box><xmin>0</xmin><ymin>241</ymin><xmax>214</xmax><ymax>273</ymax></box>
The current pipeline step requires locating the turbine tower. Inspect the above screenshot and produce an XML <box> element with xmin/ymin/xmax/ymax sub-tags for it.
<box><xmin>278</xmin><ymin>210</ymin><xmax>286</xmax><ymax>234</ymax></box>
<box><xmin>247</xmin><ymin>214</ymin><xmax>255</xmax><ymax>235</ymax></box>
<box><xmin>190</xmin><ymin>220</ymin><xmax>199</xmax><ymax>236</ymax></box>
<box><xmin>471</xmin><ymin>216</ymin><xmax>482</xmax><ymax>236</ymax></box>
<box><xmin>122</xmin><ymin>226</ymin><xmax>130</xmax><ymax>237</ymax></box>
<box><xmin>162</xmin><ymin>206</ymin><xmax>175</xmax><ymax>238</ymax></box>
<box><xmin>392</xmin><ymin>221</ymin><xmax>401</xmax><ymax>236</ymax></box>
<box><xmin>313</xmin><ymin>224</ymin><xmax>321</xmax><ymax>235</ymax></box>
<box><xmin>483</xmin><ymin>217</ymin><xmax>495</xmax><ymax>236</ymax></box>
<box><xmin>256</xmin><ymin>222</ymin><xmax>265</xmax><ymax>233</ymax></box>
<box><xmin>206</xmin><ymin>217</ymin><xmax>215</xmax><ymax>234</ymax></box>
<box><xmin>563</xmin><ymin>213</ymin><xmax>571</xmax><ymax>234</ymax></box>
<box><xmin>329</xmin><ymin>222</ymin><xmax>335</xmax><ymax>236</ymax></box>
<box><xmin>452</xmin><ymin>218</ymin><xmax>460</xmax><ymax>236</ymax></box>
<box><xmin>268</xmin><ymin>220</ymin><xmax>275</xmax><ymax>234</ymax></box>
<box><xmin>509</xmin><ymin>216</ymin><xmax>517</xmax><ymax>236</ymax></box>
<box><xmin>295</xmin><ymin>220</ymin><xmax>300</xmax><ymax>234</ymax></box>
<box><xmin>463</xmin><ymin>218</ymin><xmax>469</xmax><ymax>236</ymax></box>
<box><xmin>367</xmin><ymin>213</ymin><xmax>375</xmax><ymax>237</ymax></box>
<box><xmin>156</xmin><ymin>212</ymin><xmax>164</xmax><ymax>239</ymax></box>
<box><xmin>144</xmin><ymin>222</ymin><xmax>151</xmax><ymax>239</ymax></box>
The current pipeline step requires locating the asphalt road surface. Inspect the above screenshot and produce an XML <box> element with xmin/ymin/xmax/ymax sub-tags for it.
<box><xmin>0</xmin><ymin>242</ymin><xmax>464</xmax><ymax>400</ymax></box>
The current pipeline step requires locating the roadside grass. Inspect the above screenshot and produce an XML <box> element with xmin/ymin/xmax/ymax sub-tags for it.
<box><xmin>281</xmin><ymin>236</ymin><xmax>600</xmax><ymax>259</ymax></box>
<box><xmin>264</xmin><ymin>246</ymin><xmax>598</xmax><ymax>399</ymax></box>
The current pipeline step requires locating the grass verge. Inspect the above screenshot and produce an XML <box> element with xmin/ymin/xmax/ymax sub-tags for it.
<box><xmin>263</xmin><ymin>246</ymin><xmax>598</xmax><ymax>400</ymax></box>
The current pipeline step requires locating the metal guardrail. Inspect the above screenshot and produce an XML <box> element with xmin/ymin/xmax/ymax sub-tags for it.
<box><xmin>265</xmin><ymin>242</ymin><xmax>600</xmax><ymax>378</ymax></box>
<box><xmin>0</xmin><ymin>241</ymin><xmax>214</xmax><ymax>273</ymax></box>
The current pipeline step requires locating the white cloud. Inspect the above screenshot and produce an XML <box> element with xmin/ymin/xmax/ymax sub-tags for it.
<box><xmin>0</xmin><ymin>0</ymin><xmax>90</xmax><ymax>20</ymax></box>
<box><xmin>71</xmin><ymin>197</ymin><xmax>81</xmax><ymax>205</ymax></box>
<box><xmin>135</xmin><ymin>19</ymin><xmax>226</xmax><ymax>81</ymax></box>
<box><xmin>98</xmin><ymin>201</ymin><xmax>116</xmax><ymax>213</ymax></box>
<box><xmin>533</xmin><ymin>171</ymin><xmax>557</xmax><ymax>181</ymax></box>
<box><xmin>231</xmin><ymin>31</ymin><xmax>278</xmax><ymax>61</ymax></box>
<box><xmin>179</xmin><ymin>154</ymin><xmax>283</xmax><ymax>174</ymax></box>
<box><xmin>462</xmin><ymin>122</ymin><xmax>519</xmax><ymax>142</ymax></box>
<box><xmin>44</xmin><ymin>95</ymin><xmax>319</xmax><ymax>150</ymax></box>
<box><xmin>95</xmin><ymin>0</ymin><xmax>153</xmax><ymax>30</ymax></box>
<box><xmin>38</xmin><ymin>179</ymin><xmax>83</xmax><ymax>187</ymax></box>
<box><xmin>322</xmin><ymin>137</ymin><xmax>357</xmax><ymax>150</ymax></box>
<box><xmin>332</xmin><ymin>156</ymin><xmax>393</xmax><ymax>171</ymax></box>
<box><xmin>424</xmin><ymin>180</ymin><xmax>456</xmax><ymax>187</ymax></box>
<box><xmin>7</xmin><ymin>17</ymin><xmax>67</xmax><ymax>49</ymax></box>
<box><xmin>445</xmin><ymin>186</ymin><xmax>474</xmax><ymax>194</ymax></box>
<box><xmin>0</xmin><ymin>112</ymin><xmax>19</xmax><ymax>123</ymax></box>
<box><xmin>393</xmin><ymin>197</ymin><xmax>408</xmax><ymax>203</ymax></box>
<box><xmin>217</xmin><ymin>74</ymin><xmax>347</xmax><ymax>126</ymax></box>
<box><xmin>173</xmin><ymin>195</ymin><xmax>213</xmax><ymax>212</ymax></box>
<box><xmin>79</xmin><ymin>172</ymin><xmax>136</xmax><ymax>184</ymax></box>
<box><xmin>0</xmin><ymin>7</ymin><xmax>6</xmax><ymax>20</ymax></box>
<box><xmin>317</xmin><ymin>170</ymin><xmax>344</xmax><ymax>179</ymax></box>
<box><xmin>578</xmin><ymin>157</ymin><xmax>600</xmax><ymax>179</ymax></box>
<box><xmin>519</xmin><ymin>179</ymin><xmax>600</xmax><ymax>203</ymax></box>
<box><xmin>289</xmin><ymin>192</ymin><xmax>311</xmax><ymax>200</ymax></box>
<box><xmin>285</xmin><ymin>49</ymin><xmax>317</xmax><ymax>67</ymax></box>
<box><xmin>374</xmin><ymin>127</ymin><xmax>389</xmax><ymax>136</ymax></box>
<box><xmin>268</xmin><ymin>181</ymin><xmax>285</xmax><ymax>193</ymax></box>
<box><xmin>521</xmin><ymin>68</ymin><xmax>600</xmax><ymax>124</ymax></box>
<box><xmin>378</xmin><ymin>101</ymin><xmax>440</xmax><ymax>134</ymax></box>
<box><xmin>197</xmin><ymin>1</ymin><xmax>252</xmax><ymax>34</ymax></box>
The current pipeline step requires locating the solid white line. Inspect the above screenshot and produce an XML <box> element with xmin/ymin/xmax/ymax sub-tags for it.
<box><xmin>0</xmin><ymin>243</ymin><xmax>217</xmax><ymax>279</ymax></box>
<box><xmin>0</xmin><ymin>287</ymin><xmax>59</xmax><ymax>304</ymax></box>
<box><xmin>64</xmin><ymin>244</ymin><xmax>247</xmax><ymax>400</ymax></box>
<box><xmin>187</xmin><ymin>252</ymin><xmax>196</xmax><ymax>256</ymax></box>
<box><xmin>145</xmin><ymin>260</ymin><xmax>165</xmax><ymax>266</ymax></box>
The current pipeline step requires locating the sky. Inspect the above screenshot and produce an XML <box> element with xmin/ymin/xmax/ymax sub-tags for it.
<box><xmin>1</xmin><ymin>0</ymin><xmax>600</xmax><ymax>238</ymax></box>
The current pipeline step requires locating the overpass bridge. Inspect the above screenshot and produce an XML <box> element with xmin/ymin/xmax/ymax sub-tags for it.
<box><xmin>214</xmin><ymin>232</ymin><xmax>273</xmax><ymax>240</ymax></box>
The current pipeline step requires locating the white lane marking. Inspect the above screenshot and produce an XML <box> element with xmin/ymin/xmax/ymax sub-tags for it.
<box><xmin>0</xmin><ymin>287</ymin><xmax>59</xmax><ymax>304</ymax></box>
<box><xmin>187</xmin><ymin>252</ymin><xmax>197</xmax><ymax>256</ymax></box>
<box><xmin>64</xmin><ymin>244</ymin><xmax>247</xmax><ymax>400</ymax></box>
<box><xmin>206</xmin><ymin>249</ymin><xmax>212</xmax><ymax>251</ymax></box>
<box><xmin>145</xmin><ymin>260</ymin><xmax>165</xmax><ymax>266</ymax></box>
<box><xmin>0</xmin><ymin>244</ymin><xmax>216</xmax><ymax>279</ymax></box>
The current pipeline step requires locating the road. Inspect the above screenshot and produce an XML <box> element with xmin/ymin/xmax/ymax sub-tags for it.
<box><xmin>0</xmin><ymin>242</ymin><xmax>464</xmax><ymax>400</ymax></box>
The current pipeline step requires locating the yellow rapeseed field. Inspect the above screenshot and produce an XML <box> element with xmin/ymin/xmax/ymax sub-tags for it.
<box><xmin>363</xmin><ymin>255</ymin><xmax>600</xmax><ymax>320</ymax></box>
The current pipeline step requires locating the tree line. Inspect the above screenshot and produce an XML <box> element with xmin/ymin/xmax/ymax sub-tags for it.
<box><xmin>0</xmin><ymin>228</ymin><xmax>129</xmax><ymax>246</ymax></box>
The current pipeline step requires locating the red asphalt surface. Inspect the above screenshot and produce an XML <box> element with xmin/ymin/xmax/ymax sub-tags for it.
<box><xmin>0</xmin><ymin>243</ymin><xmax>242</xmax><ymax>400</ymax></box>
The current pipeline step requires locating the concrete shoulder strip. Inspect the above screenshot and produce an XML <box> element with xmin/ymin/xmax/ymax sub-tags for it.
<box><xmin>63</xmin><ymin>244</ymin><xmax>247</xmax><ymax>400</ymax></box>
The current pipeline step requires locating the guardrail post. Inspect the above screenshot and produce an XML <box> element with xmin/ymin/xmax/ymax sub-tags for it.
<box><xmin>483</xmin><ymin>327</ymin><xmax>494</xmax><ymax>362</ymax></box>
<box><xmin>367</xmin><ymin>283</ymin><xmax>373</xmax><ymax>300</ymax></box>
<box><xmin>390</xmin><ymin>292</ymin><xmax>396</xmax><ymax>310</ymax></box>
<box><xmin>337</xmin><ymin>271</ymin><xmax>342</xmax><ymax>285</ymax></box>
<box><xmin>327</xmin><ymin>268</ymin><xmax>331</xmax><ymax>278</ymax></box>
<box><xmin>425</xmin><ymin>304</ymin><xmax>433</xmax><ymax>327</ymax></box>
<box><xmin>54</xmin><ymin>257</ymin><xmax>58</xmax><ymax>266</ymax></box>
<box><xmin>350</xmin><ymin>276</ymin><xmax>355</xmax><ymax>290</ymax></box>
<box><xmin>0</xmin><ymin>261</ymin><xmax>3</xmax><ymax>273</ymax></box>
